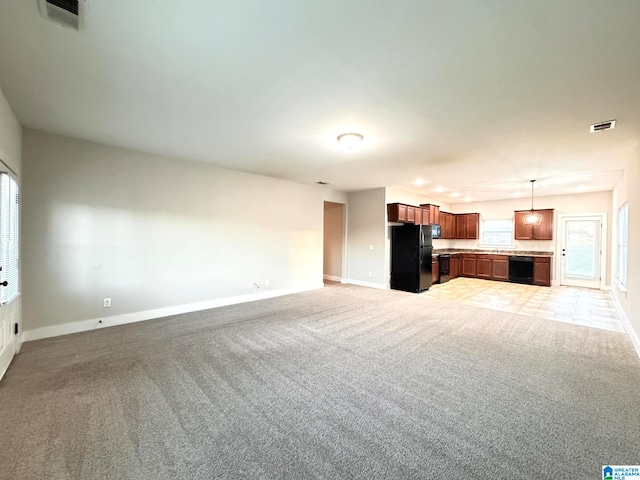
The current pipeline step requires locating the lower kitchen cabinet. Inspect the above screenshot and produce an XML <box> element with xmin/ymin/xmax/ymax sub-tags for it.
<box><xmin>450</xmin><ymin>254</ymin><xmax>460</xmax><ymax>278</ymax></box>
<box><xmin>461</xmin><ymin>255</ymin><xmax>477</xmax><ymax>277</ymax></box>
<box><xmin>533</xmin><ymin>257</ymin><xmax>551</xmax><ymax>286</ymax></box>
<box><xmin>432</xmin><ymin>256</ymin><xmax>439</xmax><ymax>284</ymax></box>
<box><xmin>491</xmin><ymin>256</ymin><xmax>509</xmax><ymax>281</ymax></box>
<box><xmin>437</xmin><ymin>252</ymin><xmax>550</xmax><ymax>285</ymax></box>
<box><xmin>476</xmin><ymin>255</ymin><xmax>492</xmax><ymax>279</ymax></box>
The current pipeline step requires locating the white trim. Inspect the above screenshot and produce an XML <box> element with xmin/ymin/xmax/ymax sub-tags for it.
<box><xmin>345</xmin><ymin>279</ymin><xmax>387</xmax><ymax>290</ymax></box>
<box><xmin>23</xmin><ymin>283</ymin><xmax>323</xmax><ymax>343</ymax></box>
<box><xmin>610</xmin><ymin>291</ymin><xmax>640</xmax><ymax>361</ymax></box>
<box><xmin>323</xmin><ymin>274</ymin><xmax>342</xmax><ymax>282</ymax></box>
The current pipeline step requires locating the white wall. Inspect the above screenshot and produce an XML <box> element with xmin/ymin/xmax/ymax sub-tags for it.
<box><xmin>346</xmin><ymin>188</ymin><xmax>386</xmax><ymax>288</ymax></box>
<box><xmin>22</xmin><ymin>130</ymin><xmax>347</xmax><ymax>335</ymax></box>
<box><xmin>611</xmin><ymin>149</ymin><xmax>640</xmax><ymax>353</ymax></box>
<box><xmin>0</xmin><ymin>87</ymin><xmax>22</xmax><ymax>374</ymax></box>
<box><xmin>323</xmin><ymin>202</ymin><xmax>345</xmax><ymax>280</ymax></box>
<box><xmin>448</xmin><ymin>191</ymin><xmax>613</xmax><ymax>284</ymax></box>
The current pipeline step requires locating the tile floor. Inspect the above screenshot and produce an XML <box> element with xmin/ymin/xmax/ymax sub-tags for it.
<box><xmin>422</xmin><ymin>277</ymin><xmax>624</xmax><ymax>332</ymax></box>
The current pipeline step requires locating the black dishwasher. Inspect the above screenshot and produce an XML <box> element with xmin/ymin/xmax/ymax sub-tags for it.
<box><xmin>509</xmin><ymin>256</ymin><xmax>534</xmax><ymax>284</ymax></box>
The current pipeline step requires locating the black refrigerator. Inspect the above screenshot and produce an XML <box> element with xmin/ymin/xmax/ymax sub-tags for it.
<box><xmin>390</xmin><ymin>224</ymin><xmax>433</xmax><ymax>293</ymax></box>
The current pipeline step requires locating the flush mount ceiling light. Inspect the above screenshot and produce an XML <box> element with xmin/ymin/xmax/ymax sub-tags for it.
<box><xmin>337</xmin><ymin>132</ymin><xmax>363</xmax><ymax>149</ymax></box>
<box><xmin>523</xmin><ymin>180</ymin><xmax>542</xmax><ymax>225</ymax></box>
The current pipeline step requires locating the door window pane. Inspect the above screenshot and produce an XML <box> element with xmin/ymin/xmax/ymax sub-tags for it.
<box><xmin>565</xmin><ymin>220</ymin><xmax>598</xmax><ymax>278</ymax></box>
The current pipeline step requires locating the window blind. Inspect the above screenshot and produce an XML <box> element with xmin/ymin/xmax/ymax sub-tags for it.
<box><xmin>0</xmin><ymin>173</ymin><xmax>19</xmax><ymax>304</ymax></box>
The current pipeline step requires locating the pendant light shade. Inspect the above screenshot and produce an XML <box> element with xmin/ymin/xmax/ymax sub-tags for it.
<box><xmin>523</xmin><ymin>180</ymin><xmax>542</xmax><ymax>225</ymax></box>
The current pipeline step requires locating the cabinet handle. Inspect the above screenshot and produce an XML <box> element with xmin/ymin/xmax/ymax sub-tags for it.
<box><xmin>0</xmin><ymin>281</ymin><xmax>8</xmax><ymax>287</ymax></box>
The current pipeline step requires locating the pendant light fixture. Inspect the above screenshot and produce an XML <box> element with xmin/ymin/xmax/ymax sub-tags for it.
<box><xmin>523</xmin><ymin>180</ymin><xmax>542</xmax><ymax>225</ymax></box>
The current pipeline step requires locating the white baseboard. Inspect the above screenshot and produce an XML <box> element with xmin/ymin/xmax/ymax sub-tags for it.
<box><xmin>610</xmin><ymin>291</ymin><xmax>640</xmax><ymax>361</ymax></box>
<box><xmin>323</xmin><ymin>274</ymin><xmax>342</xmax><ymax>282</ymax></box>
<box><xmin>345</xmin><ymin>279</ymin><xmax>387</xmax><ymax>290</ymax></box>
<box><xmin>23</xmin><ymin>283</ymin><xmax>324</xmax><ymax>343</ymax></box>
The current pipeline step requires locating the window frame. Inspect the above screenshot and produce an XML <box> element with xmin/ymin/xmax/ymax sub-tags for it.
<box><xmin>480</xmin><ymin>218</ymin><xmax>516</xmax><ymax>249</ymax></box>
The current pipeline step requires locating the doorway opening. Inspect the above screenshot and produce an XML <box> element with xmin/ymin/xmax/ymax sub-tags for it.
<box><xmin>558</xmin><ymin>214</ymin><xmax>607</xmax><ymax>289</ymax></box>
<box><xmin>323</xmin><ymin>202</ymin><xmax>346</xmax><ymax>283</ymax></box>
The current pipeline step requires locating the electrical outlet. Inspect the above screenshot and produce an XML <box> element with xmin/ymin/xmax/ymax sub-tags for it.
<box><xmin>103</xmin><ymin>298</ymin><xmax>111</xmax><ymax>308</ymax></box>
<box><xmin>368</xmin><ymin>271</ymin><xmax>373</xmax><ymax>278</ymax></box>
<box><xmin>369</xmin><ymin>244</ymin><xmax>374</xmax><ymax>250</ymax></box>
<box><xmin>265</xmin><ymin>278</ymin><xmax>270</xmax><ymax>286</ymax></box>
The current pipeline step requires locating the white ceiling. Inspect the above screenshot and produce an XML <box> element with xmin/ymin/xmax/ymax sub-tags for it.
<box><xmin>0</xmin><ymin>1</ymin><xmax>638</xmax><ymax>202</ymax></box>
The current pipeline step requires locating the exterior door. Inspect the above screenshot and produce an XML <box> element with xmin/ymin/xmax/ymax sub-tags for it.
<box><xmin>560</xmin><ymin>216</ymin><xmax>602</xmax><ymax>288</ymax></box>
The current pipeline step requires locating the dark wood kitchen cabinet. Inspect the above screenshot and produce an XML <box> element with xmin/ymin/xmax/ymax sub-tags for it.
<box><xmin>455</xmin><ymin>215</ymin><xmax>466</xmax><ymax>239</ymax></box>
<box><xmin>461</xmin><ymin>254</ymin><xmax>477</xmax><ymax>277</ymax></box>
<box><xmin>387</xmin><ymin>203</ymin><xmax>408</xmax><ymax>223</ymax></box>
<box><xmin>406</xmin><ymin>206</ymin><xmax>416</xmax><ymax>224</ymax></box>
<box><xmin>440</xmin><ymin>212</ymin><xmax>453</xmax><ymax>239</ymax></box>
<box><xmin>421</xmin><ymin>208</ymin><xmax>431</xmax><ymax>225</ymax></box>
<box><xmin>414</xmin><ymin>207</ymin><xmax>423</xmax><ymax>225</ymax></box>
<box><xmin>419</xmin><ymin>204</ymin><xmax>441</xmax><ymax>224</ymax></box>
<box><xmin>431</xmin><ymin>205</ymin><xmax>440</xmax><ymax>224</ymax></box>
<box><xmin>432</xmin><ymin>256</ymin><xmax>439</xmax><ymax>284</ymax></box>
<box><xmin>491</xmin><ymin>255</ymin><xmax>510</xmax><ymax>281</ymax></box>
<box><xmin>533</xmin><ymin>257</ymin><xmax>551</xmax><ymax>286</ymax></box>
<box><xmin>453</xmin><ymin>213</ymin><xmax>480</xmax><ymax>240</ymax></box>
<box><xmin>514</xmin><ymin>209</ymin><xmax>554</xmax><ymax>240</ymax></box>
<box><xmin>450</xmin><ymin>254</ymin><xmax>460</xmax><ymax>278</ymax></box>
<box><xmin>465</xmin><ymin>213</ymin><xmax>479</xmax><ymax>239</ymax></box>
<box><xmin>476</xmin><ymin>255</ymin><xmax>492</xmax><ymax>279</ymax></box>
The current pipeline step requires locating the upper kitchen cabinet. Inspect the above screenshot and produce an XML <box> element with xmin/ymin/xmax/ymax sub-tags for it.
<box><xmin>454</xmin><ymin>213</ymin><xmax>479</xmax><ymax>240</ymax></box>
<box><xmin>388</xmin><ymin>203</ymin><xmax>417</xmax><ymax>224</ymax></box>
<box><xmin>465</xmin><ymin>213</ymin><xmax>479</xmax><ymax>239</ymax></box>
<box><xmin>440</xmin><ymin>212</ymin><xmax>454</xmax><ymax>239</ymax></box>
<box><xmin>419</xmin><ymin>204</ymin><xmax>440</xmax><ymax>224</ymax></box>
<box><xmin>387</xmin><ymin>203</ymin><xmax>408</xmax><ymax>223</ymax></box>
<box><xmin>421</xmin><ymin>208</ymin><xmax>431</xmax><ymax>226</ymax></box>
<box><xmin>514</xmin><ymin>209</ymin><xmax>554</xmax><ymax>240</ymax></box>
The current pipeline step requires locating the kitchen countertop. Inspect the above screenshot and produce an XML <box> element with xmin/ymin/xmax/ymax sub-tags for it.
<box><xmin>433</xmin><ymin>248</ymin><xmax>553</xmax><ymax>257</ymax></box>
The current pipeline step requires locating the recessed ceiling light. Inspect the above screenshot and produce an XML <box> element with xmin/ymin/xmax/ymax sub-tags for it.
<box><xmin>463</xmin><ymin>196</ymin><xmax>472</xmax><ymax>202</ymax></box>
<box><xmin>450</xmin><ymin>192</ymin><xmax>461</xmax><ymax>198</ymax></box>
<box><xmin>512</xmin><ymin>191</ymin><xmax>522</xmax><ymax>197</ymax></box>
<box><xmin>434</xmin><ymin>186</ymin><xmax>446</xmax><ymax>193</ymax></box>
<box><xmin>575</xmin><ymin>185</ymin><xmax>586</xmax><ymax>192</ymax></box>
<box><xmin>412</xmin><ymin>178</ymin><xmax>426</xmax><ymax>186</ymax></box>
<box><xmin>337</xmin><ymin>132</ymin><xmax>364</xmax><ymax>149</ymax></box>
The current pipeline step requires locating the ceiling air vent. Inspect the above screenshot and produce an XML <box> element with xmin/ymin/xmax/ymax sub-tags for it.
<box><xmin>590</xmin><ymin>120</ymin><xmax>616</xmax><ymax>133</ymax></box>
<box><xmin>38</xmin><ymin>0</ymin><xmax>85</xmax><ymax>30</ymax></box>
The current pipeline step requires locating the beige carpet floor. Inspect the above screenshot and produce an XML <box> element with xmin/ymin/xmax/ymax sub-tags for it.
<box><xmin>1</xmin><ymin>283</ymin><xmax>639</xmax><ymax>479</ymax></box>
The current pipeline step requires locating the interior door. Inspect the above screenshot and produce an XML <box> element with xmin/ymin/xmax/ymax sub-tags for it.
<box><xmin>560</xmin><ymin>216</ymin><xmax>602</xmax><ymax>288</ymax></box>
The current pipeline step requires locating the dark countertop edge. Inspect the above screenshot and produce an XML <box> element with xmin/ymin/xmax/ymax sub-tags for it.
<box><xmin>433</xmin><ymin>249</ymin><xmax>553</xmax><ymax>257</ymax></box>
